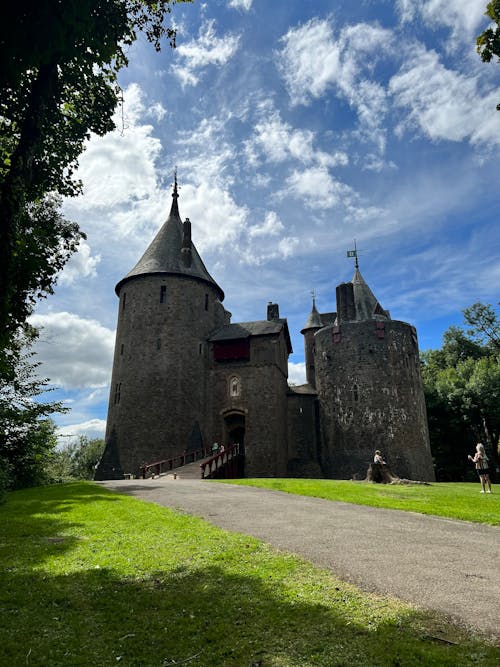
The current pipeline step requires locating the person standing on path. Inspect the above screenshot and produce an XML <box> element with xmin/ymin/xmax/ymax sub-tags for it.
<box><xmin>468</xmin><ymin>443</ymin><xmax>493</xmax><ymax>493</ymax></box>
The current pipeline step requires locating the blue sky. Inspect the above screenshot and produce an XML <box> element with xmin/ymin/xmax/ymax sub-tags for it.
<box><xmin>30</xmin><ymin>0</ymin><xmax>500</xmax><ymax>443</ymax></box>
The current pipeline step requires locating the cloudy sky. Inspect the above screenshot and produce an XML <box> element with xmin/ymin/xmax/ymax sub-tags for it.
<box><xmin>30</xmin><ymin>0</ymin><xmax>500</xmax><ymax>443</ymax></box>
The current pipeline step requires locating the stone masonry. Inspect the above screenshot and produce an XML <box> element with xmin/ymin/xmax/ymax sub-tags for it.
<box><xmin>95</xmin><ymin>183</ymin><xmax>435</xmax><ymax>482</ymax></box>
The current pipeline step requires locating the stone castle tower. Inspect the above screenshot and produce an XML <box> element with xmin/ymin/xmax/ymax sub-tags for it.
<box><xmin>95</xmin><ymin>183</ymin><xmax>435</xmax><ymax>482</ymax></box>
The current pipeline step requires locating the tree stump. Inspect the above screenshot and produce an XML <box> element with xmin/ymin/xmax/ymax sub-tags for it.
<box><xmin>365</xmin><ymin>462</ymin><xmax>399</xmax><ymax>483</ymax></box>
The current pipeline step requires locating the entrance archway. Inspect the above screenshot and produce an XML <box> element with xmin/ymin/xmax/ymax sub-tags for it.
<box><xmin>223</xmin><ymin>411</ymin><xmax>245</xmax><ymax>458</ymax></box>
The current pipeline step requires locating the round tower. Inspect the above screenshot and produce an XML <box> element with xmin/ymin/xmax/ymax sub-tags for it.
<box><xmin>95</xmin><ymin>180</ymin><xmax>228</xmax><ymax>479</ymax></box>
<box><xmin>300</xmin><ymin>295</ymin><xmax>323</xmax><ymax>388</ymax></box>
<box><xmin>314</xmin><ymin>267</ymin><xmax>435</xmax><ymax>482</ymax></box>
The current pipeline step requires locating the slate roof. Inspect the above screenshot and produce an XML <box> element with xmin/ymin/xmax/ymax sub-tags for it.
<box><xmin>352</xmin><ymin>268</ymin><xmax>389</xmax><ymax>321</ymax></box>
<box><xmin>210</xmin><ymin>319</ymin><xmax>293</xmax><ymax>354</ymax></box>
<box><xmin>287</xmin><ymin>383</ymin><xmax>317</xmax><ymax>395</ymax></box>
<box><xmin>301</xmin><ymin>298</ymin><xmax>323</xmax><ymax>333</ymax></box>
<box><xmin>115</xmin><ymin>185</ymin><xmax>224</xmax><ymax>299</ymax></box>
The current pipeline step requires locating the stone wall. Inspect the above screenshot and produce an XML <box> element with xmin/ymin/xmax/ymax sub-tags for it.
<box><xmin>286</xmin><ymin>391</ymin><xmax>323</xmax><ymax>477</ymax></box>
<box><xmin>208</xmin><ymin>331</ymin><xmax>289</xmax><ymax>477</ymax></box>
<box><xmin>97</xmin><ymin>274</ymin><xmax>222</xmax><ymax>478</ymax></box>
<box><xmin>314</xmin><ymin>319</ymin><xmax>435</xmax><ymax>481</ymax></box>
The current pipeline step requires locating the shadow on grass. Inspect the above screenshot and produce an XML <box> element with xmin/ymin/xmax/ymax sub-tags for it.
<box><xmin>2</xmin><ymin>563</ymin><xmax>499</xmax><ymax>667</ymax></box>
<box><xmin>1</xmin><ymin>483</ymin><xmax>498</xmax><ymax>666</ymax></box>
<box><xmin>0</xmin><ymin>483</ymin><xmax>120</xmax><ymax>570</ymax></box>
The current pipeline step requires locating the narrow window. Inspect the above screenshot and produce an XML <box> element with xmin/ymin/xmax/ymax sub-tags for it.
<box><xmin>199</xmin><ymin>343</ymin><xmax>202</xmax><ymax>355</ymax></box>
<box><xmin>160</xmin><ymin>285</ymin><xmax>167</xmax><ymax>303</ymax></box>
<box><xmin>157</xmin><ymin>338</ymin><xmax>161</xmax><ymax>350</ymax></box>
<box><xmin>352</xmin><ymin>384</ymin><xmax>359</xmax><ymax>402</ymax></box>
<box><xmin>204</xmin><ymin>293</ymin><xmax>209</xmax><ymax>311</ymax></box>
<box><xmin>114</xmin><ymin>382</ymin><xmax>122</xmax><ymax>405</ymax></box>
<box><xmin>122</xmin><ymin>293</ymin><xmax>127</xmax><ymax>311</ymax></box>
<box><xmin>120</xmin><ymin>344</ymin><xmax>124</xmax><ymax>355</ymax></box>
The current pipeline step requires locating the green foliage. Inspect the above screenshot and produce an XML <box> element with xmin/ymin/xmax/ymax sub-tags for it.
<box><xmin>1</xmin><ymin>195</ymin><xmax>84</xmax><ymax>354</ymax></box>
<box><xmin>223</xmin><ymin>479</ymin><xmax>500</xmax><ymax>526</ymax></box>
<box><xmin>463</xmin><ymin>301</ymin><xmax>500</xmax><ymax>351</ymax></box>
<box><xmin>0</xmin><ymin>328</ymin><xmax>64</xmax><ymax>491</ymax></box>
<box><xmin>422</xmin><ymin>303</ymin><xmax>500</xmax><ymax>481</ymax></box>
<box><xmin>48</xmin><ymin>436</ymin><xmax>105</xmax><ymax>481</ymax></box>
<box><xmin>0</xmin><ymin>1</ymin><xmax>188</xmax><ymax>344</ymax></box>
<box><xmin>477</xmin><ymin>1</ymin><xmax>500</xmax><ymax>109</ymax></box>
<box><xmin>0</xmin><ymin>482</ymin><xmax>497</xmax><ymax>665</ymax></box>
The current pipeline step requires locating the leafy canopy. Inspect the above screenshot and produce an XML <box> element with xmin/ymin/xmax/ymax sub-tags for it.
<box><xmin>477</xmin><ymin>1</ymin><xmax>500</xmax><ymax>110</ymax></box>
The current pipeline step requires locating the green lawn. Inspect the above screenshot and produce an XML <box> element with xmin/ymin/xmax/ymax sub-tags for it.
<box><xmin>219</xmin><ymin>479</ymin><xmax>500</xmax><ymax>525</ymax></box>
<box><xmin>0</xmin><ymin>482</ymin><xmax>498</xmax><ymax>666</ymax></box>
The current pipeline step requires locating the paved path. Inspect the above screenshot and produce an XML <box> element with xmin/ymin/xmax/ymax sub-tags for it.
<box><xmin>98</xmin><ymin>477</ymin><xmax>500</xmax><ymax>638</ymax></box>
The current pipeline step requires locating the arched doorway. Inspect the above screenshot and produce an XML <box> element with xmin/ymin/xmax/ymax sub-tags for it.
<box><xmin>224</xmin><ymin>411</ymin><xmax>245</xmax><ymax>458</ymax></box>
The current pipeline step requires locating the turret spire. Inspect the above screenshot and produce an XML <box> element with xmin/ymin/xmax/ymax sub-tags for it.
<box><xmin>301</xmin><ymin>290</ymin><xmax>323</xmax><ymax>333</ymax></box>
<box><xmin>170</xmin><ymin>167</ymin><xmax>180</xmax><ymax>218</ymax></box>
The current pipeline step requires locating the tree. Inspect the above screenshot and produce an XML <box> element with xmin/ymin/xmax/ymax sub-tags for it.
<box><xmin>477</xmin><ymin>0</ymin><xmax>500</xmax><ymax>110</ymax></box>
<box><xmin>0</xmin><ymin>327</ymin><xmax>65</xmax><ymax>493</ymax></box>
<box><xmin>422</xmin><ymin>302</ymin><xmax>500</xmax><ymax>481</ymax></box>
<box><xmin>463</xmin><ymin>302</ymin><xmax>500</xmax><ymax>351</ymax></box>
<box><xmin>69</xmin><ymin>436</ymin><xmax>106</xmax><ymax>479</ymax></box>
<box><xmin>47</xmin><ymin>436</ymin><xmax>105</xmax><ymax>482</ymax></box>
<box><xmin>0</xmin><ymin>196</ymin><xmax>83</xmax><ymax>369</ymax></box>
<box><xmin>0</xmin><ymin>1</ymin><xmax>187</xmax><ymax>346</ymax></box>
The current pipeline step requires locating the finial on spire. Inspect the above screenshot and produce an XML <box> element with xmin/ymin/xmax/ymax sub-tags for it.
<box><xmin>169</xmin><ymin>167</ymin><xmax>180</xmax><ymax>218</ymax></box>
<box><xmin>346</xmin><ymin>239</ymin><xmax>359</xmax><ymax>269</ymax></box>
<box><xmin>311</xmin><ymin>288</ymin><xmax>316</xmax><ymax>306</ymax></box>
<box><xmin>172</xmin><ymin>166</ymin><xmax>179</xmax><ymax>199</ymax></box>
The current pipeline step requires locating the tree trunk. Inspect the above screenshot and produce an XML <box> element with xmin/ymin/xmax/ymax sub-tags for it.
<box><xmin>365</xmin><ymin>462</ymin><xmax>399</xmax><ymax>483</ymax></box>
<box><xmin>0</xmin><ymin>63</ymin><xmax>59</xmax><ymax>341</ymax></box>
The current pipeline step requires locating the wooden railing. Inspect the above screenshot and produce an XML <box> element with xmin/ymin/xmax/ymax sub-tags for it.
<box><xmin>200</xmin><ymin>443</ymin><xmax>241</xmax><ymax>480</ymax></box>
<box><xmin>140</xmin><ymin>446</ymin><xmax>212</xmax><ymax>479</ymax></box>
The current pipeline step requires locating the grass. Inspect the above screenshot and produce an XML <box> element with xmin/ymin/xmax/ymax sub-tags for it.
<box><xmin>0</xmin><ymin>482</ymin><xmax>498</xmax><ymax>666</ymax></box>
<box><xmin>219</xmin><ymin>479</ymin><xmax>500</xmax><ymax>525</ymax></box>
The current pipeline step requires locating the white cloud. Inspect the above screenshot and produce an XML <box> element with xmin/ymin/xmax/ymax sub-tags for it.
<box><xmin>178</xmin><ymin>181</ymin><xmax>248</xmax><ymax>251</ymax></box>
<box><xmin>147</xmin><ymin>102</ymin><xmax>167</xmax><ymax>122</ymax></box>
<box><xmin>397</xmin><ymin>0</ymin><xmax>487</xmax><ymax>46</ymax></box>
<box><xmin>245</xmin><ymin>108</ymin><xmax>348</xmax><ymax>168</ymax></box>
<box><xmin>390</xmin><ymin>47</ymin><xmax>500</xmax><ymax>145</ymax></box>
<box><xmin>71</xmin><ymin>84</ymin><xmax>161</xmax><ymax>210</ymax></box>
<box><xmin>277</xmin><ymin>18</ymin><xmax>341</xmax><ymax>105</ymax></box>
<box><xmin>58</xmin><ymin>419</ymin><xmax>107</xmax><ymax>444</ymax></box>
<box><xmin>30</xmin><ymin>312</ymin><xmax>115</xmax><ymax>389</ymax></box>
<box><xmin>228</xmin><ymin>0</ymin><xmax>253</xmax><ymax>10</ymax></box>
<box><xmin>174</xmin><ymin>19</ymin><xmax>240</xmax><ymax>86</ymax></box>
<box><xmin>248</xmin><ymin>211</ymin><xmax>284</xmax><ymax>238</ymax></box>
<box><xmin>284</xmin><ymin>166</ymin><xmax>354</xmax><ymax>210</ymax></box>
<box><xmin>276</xmin><ymin>19</ymin><xmax>393</xmax><ymax>152</ymax></box>
<box><xmin>288</xmin><ymin>361</ymin><xmax>306</xmax><ymax>385</ymax></box>
<box><xmin>58</xmin><ymin>239</ymin><xmax>100</xmax><ymax>286</ymax></box>
<box><xmin>278</xmin><ymin>236</ymin><xmax>300</xmax><ymax>259</ymax></box>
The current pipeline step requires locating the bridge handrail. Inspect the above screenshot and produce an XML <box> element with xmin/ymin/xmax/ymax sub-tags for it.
<box><xmin>140</xmin><ymin>446</ymin><xmax>212</xmax><ymax>479</ymax></box>
<box><xmin>200</xmin><ymin>443</ymin><xmax>240</xmax><ymax>479</ymax></box>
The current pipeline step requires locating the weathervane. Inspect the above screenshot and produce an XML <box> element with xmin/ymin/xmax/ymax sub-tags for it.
<box><xmin>346</xmin><ymin>239</ymin><xmax>359</xmax><ymax>269</ymax></box>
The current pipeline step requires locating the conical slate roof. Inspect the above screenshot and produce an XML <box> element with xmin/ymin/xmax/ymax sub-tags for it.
<box><xmin>352</xmin><ymin>268</ymin><xmax>389</xmax><ymax>321</ymax></box>
<box><xmin>301</xmin><ymin>297</ymin><xmax>323</xmax><ymax>333</ymax></box>
<box><xmin>115</xmin><ymin>184</ymin><xmax>224</xmax><ymax>300</ymax></box>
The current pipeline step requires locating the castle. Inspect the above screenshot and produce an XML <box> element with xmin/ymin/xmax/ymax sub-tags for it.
<box><xmin>95</xmin><ymin>181</ymin><xmax>435</xmax><ymax>482</ymax></box>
